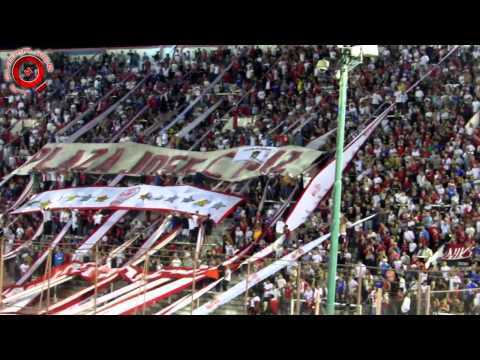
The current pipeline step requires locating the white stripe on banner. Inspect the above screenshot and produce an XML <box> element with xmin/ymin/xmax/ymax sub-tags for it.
<box><xmin>130</xmin><ymin>227</ymin><xmax>181</xmax><ymax>267</ymax></box>
<box><xmin>193</xmin><ymin>214</ymin><xmax>375</xmax><ymax>315</ymax></box>
<box><xmin>74</xmin><ymin>210</ymin><xmax>128</xmax><ymax>259</ymax></box>
<box><xmin>425</xmin><ymin>245</ymin><xmax>445</xmax><ymax>269</ymax></box>
<box><xmin>43</xmin><ymin>273</ymin><xmax>120</xmax><ymax>315</ymax></box>
<box><xmin>98</xmin><ymin>276</ymin><xmax>203</xmax><ymax>315</ymax></box>
<box><xmin>16</xmin><ymin>220</ymin><xmax>72</xmax><ymax>286</ymax></box>
<box><xmin>156</xmin><ymin>279</ymin><xmax>222</xmax><ymax>315</ymax></box>
<box><xmin>8</xmin><ymin>178</ymin><xmax>33</xmax><ymax>212</ymax></box>
<box><xmin>3</xmin><ymin>275</ymin><xmax>72</xmax><ymax>307</ymax></box>
<box><xmin>60</xmin><ymin>278</ymin><xmax>171</xmax><ymax>315</ymax></box>
<box><xmin>130</xmin><ymin>217</ymin><xmax>171</xmax><ymax>263</ymax></box>
<box><xmin>0</xmin><ymin>173</ymin><xmax>15</xmax><ymax>188</ymax></box>
<box><xmin>177</xmin><ymin>100</ymin><xmax>223</xmax><ymax>139</ymax></box>
<box><xmin>94</xmin><ymin>276</ymin><xmax>176</xmax><ymax>315</ymax></box>
<box><xmin>0</xmin><ymin>293</ymin><xmax>38</xmax><ymax>314</ymax></box>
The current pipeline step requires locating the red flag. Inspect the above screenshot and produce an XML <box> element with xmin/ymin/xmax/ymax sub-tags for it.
<box><xmin>206</xmin><ymin>269</ymin><xmax>220</xmax><ymax>280</ymax></box>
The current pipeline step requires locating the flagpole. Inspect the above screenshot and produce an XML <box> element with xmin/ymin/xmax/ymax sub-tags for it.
<box><xmin>326</xmin><ymin>48</ymin><xmax>350</xmax><ymax>315</ymax></box>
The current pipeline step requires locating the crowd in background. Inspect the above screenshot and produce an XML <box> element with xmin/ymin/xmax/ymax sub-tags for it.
<box><xmin>2</xmin><ymin>45</ymin><xmax>480</xmax><ymax>314</ymax></box>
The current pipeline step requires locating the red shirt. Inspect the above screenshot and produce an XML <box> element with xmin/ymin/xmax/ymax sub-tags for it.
<box><xmin>269</xmin><ymin>298</ymin><xmax>280</xmax><ymax>314</ymax></box>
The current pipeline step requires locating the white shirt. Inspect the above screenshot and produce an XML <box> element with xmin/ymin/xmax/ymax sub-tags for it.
<box><xmin>188</xmin><ymin>215</ymin><xmax>199</xmax><ymax>230</ymax></box>
<box><xmin>401</xmin><ymin>296</ymin><xmax>411</xmax><ymax>313</ymax></box>
<box><xmin>224</xmin><ymin>268</ymin><xmax>232</xmax><ymax>282</ymax></box>
<box><xmin>371</xmin><ymin>93</ymin><xmax>382</xmax><ymax>105</ymax></box>
<box><xmin>171</xmin><ymin>258</ymin><xmax>182</xmax><ymax>267</ymax></box>
<box><xmin>404</xmin><ymin>230</ymin><xmax>415</xmax><ymax>243</ymax></box>
<box><xmin>449</xmin><ymin>275</ymin><xmax>462</xmax><ymax>290</ymax></box>
<box><xmin>16</xmin><ymin>227</ymin><xmax>25</xmax><ymax>239</ymax></box>
<box><xmin>415</xmin><ymin>89</ymin><xmax>424</xmax><ymax>100</ymax></box>
<box><xmin>354</xmin><ymin>264</ymin><xmax>367</xmax><ymax>278</ymax></box>
<box><xmin>42</xmin><ymin>209</ymin><xmax>52</xmax><ymax>222</ymax></box>
<box><xmin>312</xmin><ymin>253</ymin><xmax>322</xmax><ymax>264</ymax></box>
<box><xmin>474</xmin><ymin>293</ymin><xmax>480</xmax><ymax>307</ymax></box>
<box><xmin>20</xmin><ymin>263</ymin><xmax>30</xmax><ymax>275</ymax></box>
<box><xmin>93</xmin><ymin>213</ymin><xmax>103</xmax><ymax>225</ymax></box>
<box><xmin>395</xmin><ymin>91</ymin><xmax>405</xmax><ymax>103</ymax></box>
<box><xmin>409</xmin><ymin>242</ymin><xmax>417</xmax><ymax>253</ymax></box>
<box><xmin>420</xmin><ymin>55</ymin><xmax>430</xmax><ymax>65</ymax></box>
<box><xmin>472</xmin><ymin>100</ymin><xmax>480</xmax><ymax>113</ymax></box>
<box><xmin>276</xmin><ymin>277</ymin><xmax>287</xmax><ymax>290</ymax></box>
<box><xmin>439</xmin><ymin>265</ymin><xmax>451</xmax><ymax>281</ymax></box>
<box><xmin>348</xmin><ymin>279</ymin><xmax>358</xmax><ymax>295</ymax></box>
<box><xmin>235</xmin><ymin>229</ymin><xmax>244</xmax><ymax>243</ymax></box>
<box><xmin>60</xmin><ymin>210</ymin><xmax>70</xmax><ymax>223</ymax></box>
<box><xmin>263</xmin><ymin>282</ymin><xmax>274</xmax><ymax>297</ymax></box>
<box><xmin>71</xmin><ymin>210</ymin><xmax>79</xmax><ymax>225</ymax></box>
<box><xmin>249</xmin><ymin>296</ymin><xmax>260</xmax><ymax>307</ymax></box>
<box><xmin>225</xmin><ymin>244</ymin><xmax>235</xmax><ymax>257</ymax></box>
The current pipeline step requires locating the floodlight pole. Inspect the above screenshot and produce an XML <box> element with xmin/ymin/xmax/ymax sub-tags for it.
<box><xmin>326</xmin><ymin>48</ymin><xmax>351</xmax><ymax>315</ymax></box>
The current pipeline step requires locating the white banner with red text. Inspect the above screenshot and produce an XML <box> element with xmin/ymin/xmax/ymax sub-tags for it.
<box><xmin>11</xmin><ymin>143</ymin><xmax>323</xmax><ymax>182</ymax></box>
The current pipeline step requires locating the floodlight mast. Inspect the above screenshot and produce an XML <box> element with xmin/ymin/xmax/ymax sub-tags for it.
<box><xmin>325</xmin><ymin>45</ymin><xmax>378</xmax><ymax>315</ymax></box>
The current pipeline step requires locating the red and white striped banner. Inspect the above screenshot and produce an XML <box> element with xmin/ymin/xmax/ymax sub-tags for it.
<box><xmin>130</xmin><ymin>217</ymin><xmax>171</xmax><ymax>263</ymax></box>
<box><xmin>7</xmin><ymin>178</ymin><xmax>33</xmax><ymax>212</ymax></box>
<box><xmin>4</xmin><ymin>222</ymin><xmax>44</xmax><ymax>261</ymax></box>
<box><xmin>16</xmin><ymin>221</ymin><xmax>71</xmax><ymax>285</ymax></box>
<box><xmin>74</xmin><ymin>209</ymin><xmax>129</xmax><ymax>259</ymax></box>
<box><xmin>130</xmin><ymin>227</ymin><xmax>182</xmax><ymax>267</ymax></box>
<box><xmin>44</xmin><ymin>272</ymin><xmax>121</xmax><ymax>315</ymax></box>
<box><xmin>98</xmin><ymin>275</ymin><xmax>205</xmax><ymax>315</ymax></box>
<box><xmin>155</xmin><ymin>279</ymin><xmax>221</xmax><ymax>315</ymax></box>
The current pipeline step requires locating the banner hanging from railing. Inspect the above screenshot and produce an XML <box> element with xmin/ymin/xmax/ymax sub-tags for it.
<box><xmin>13</xmin><ymin>185</ymin><xmax>242</xmax><ymax>224</ymax></box>
<box><xmin>74</xmin><ymin>210</ymin><xmax>129</xmax><ymax>259</ymax></box>
<box><xmin>193</xmin><ymin>214</ymin><xmax>375</xmax><ymax>315</ymax></box>
<box><xmin>11</xmin><ymin>143</ymin><xmax>322</xmax><ymax>182</ymax></box>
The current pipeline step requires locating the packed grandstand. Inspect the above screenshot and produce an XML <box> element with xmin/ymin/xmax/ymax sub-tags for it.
<box><xmin>1</xmin><ymin>45</ymin><xmax>480</xmax><ymax>315</ymax></box>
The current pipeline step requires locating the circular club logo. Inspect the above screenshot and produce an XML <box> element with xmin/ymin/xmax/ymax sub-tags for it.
<box><xmin>3</xmin><ymin>47</ymin><xmax>54</xmax><ymax>94</ymax></box>
<box><xmin>110</xmin><ymin>186</ymin><xmax>141</xmax><ymax>207</ymax></box>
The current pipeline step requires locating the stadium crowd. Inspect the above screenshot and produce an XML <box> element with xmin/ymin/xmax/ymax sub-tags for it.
<box><xmin>2</xmin><ymin>45</ymin><xmax>480</xmax><ymax>314</ymax></box>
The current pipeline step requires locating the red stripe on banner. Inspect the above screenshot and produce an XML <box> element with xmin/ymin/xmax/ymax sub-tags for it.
<box><xmin>94</xmin><ymin>277</ymin><xmax>176</xmax><ymax>314</ymax></box>
<box><xmin>16</xmin><ymin>221</ymin><xmax>71</xmax><ymax>285</ymax></box>
<box><xmin>46</xmin><ymin>273</ymin><xmax>120</xmax><ymax>314</ymax></box>
<box><xmin>74</xmin><ymin>209</ymin><xmax>128</xmax><ymax>258</ymax></box>
<box><xmin>120</xmin><ymin>276</ymin><xmax>206</xmax><ymax>315</ymax></box>
<box><xmin>8</xmin><ymin>178</ymin><xmax>33</xmax><ymax>212</ymax></box>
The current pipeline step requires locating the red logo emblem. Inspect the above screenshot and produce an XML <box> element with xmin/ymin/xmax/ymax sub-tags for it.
<box><xmin>110</xmin><ymin>186</ymin><xmax>141</xmax><ymax>207</ymax></box>
<box><xmin>3</xmin><ymin>47</ymin><xmax>54</xmax><ymax>94</ymax></box>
